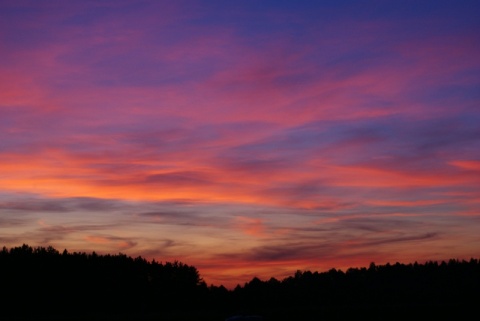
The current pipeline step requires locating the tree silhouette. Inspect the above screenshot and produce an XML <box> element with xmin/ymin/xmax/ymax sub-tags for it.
<box><xmin>0</xmin><ymin>244</ymin><xmax>478</xmax><ymax>320</ymax></box>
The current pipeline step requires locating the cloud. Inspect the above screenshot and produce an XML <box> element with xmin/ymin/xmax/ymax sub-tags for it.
<box><xmin>144</xmin><ymin>171</ymin><xmax>214</xmax><ymax>187</ymax></box>
<box><xmin>242</xmin><ymin>242</ymin><xmax>337</xmax><ymax>262</ymax></box>
<box><xmin>234</xmin><ymin>216</ymin><xmax>267</xmax><ymax>237</ymax></box>
<box><xmin>0</xmin><ymin>199</ymin><xmax>69</xmax><ymax>213</ymax></box>
<box><xmin>138</xmin><ymin>210</ymin><xmax>226</xmax><ymax>227</ymax></box>
<box><xmin>0</xmin><ymin>195</ymin><xmax>129</xmax><ymax>214</ymax></box>
<box><xmin>359</xmin><ymin>232</ymin><xmax>438</xmax><ymax>247</ymax></box>
<box><xmin>0</xmin><ymin>217</ymin><xmax>28</xmax><ymax>227</ymax></box>
<box><xmin>84</xmin><ymin>234</ymin><xmax>137</xmax><ymax>250</ymax></box>
<box><xmin>38</xmin><ymin>223</ymin><xmax>116</xmax><ymax>234</ymax></box>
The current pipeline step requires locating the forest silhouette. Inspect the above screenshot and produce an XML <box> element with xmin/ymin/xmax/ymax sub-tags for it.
<box><xmin>0</xmin><ymin>244</ymin><xmax>478</xmax><ymax>320</ymax></box>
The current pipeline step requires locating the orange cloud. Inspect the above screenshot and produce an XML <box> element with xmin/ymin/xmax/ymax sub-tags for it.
<box><xmin>450</xmin><ymin>160</ymin><xmax>480</xmax><ymax>171</ymax></box>
<box><xmin>85</xmin><ymin>235</ymin><xmax>110</xmax><ymax>245</ymax></box>
<box><xmin>235</xmin><ymin>216</ymin><xmax>267</xmax><ymax>237</ymax></box>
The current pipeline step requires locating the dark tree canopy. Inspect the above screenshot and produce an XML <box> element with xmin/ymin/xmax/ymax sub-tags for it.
<box><xmin>0</xmin><ymin>244</ymin><xmax>478</xmax><ymax>320</ymax></box>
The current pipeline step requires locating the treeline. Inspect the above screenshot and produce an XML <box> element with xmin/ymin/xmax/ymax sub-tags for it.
<box><xmin>1</xmin><ymin>244</ymin><xmax>479</xmax><ymax>320</ymax></box>
<box><xmin>0</xmin><ymin>244</ymin><xmax>205</xmax><ymax>320</ymax></box>
<box><xmin>227</xmin><ymin>259</ymin><xmax>480</xmax><ymax>320</ymax></box>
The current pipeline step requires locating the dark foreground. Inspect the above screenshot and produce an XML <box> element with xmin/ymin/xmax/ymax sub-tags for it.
<box><xmin>1</xmin><ymin>305</ymin><xmax>476</xmax><ymax>321</ymax></box>
<box><xmin>1</xmin><ymin>245</ymin><xmax>478</xmax><ymax>320</ymax></box>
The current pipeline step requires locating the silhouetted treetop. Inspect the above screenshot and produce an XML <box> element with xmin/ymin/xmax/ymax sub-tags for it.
<box><xmin>1</xmin><ymin>244</ymin><xmax>478</xmax><ymax>320</ymax></box>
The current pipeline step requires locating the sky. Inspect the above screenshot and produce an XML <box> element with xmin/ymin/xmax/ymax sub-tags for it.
<box><xmin>1</xmin><ymin>0</ymin><xmax>479</xmax><ymax>288</ymax></box>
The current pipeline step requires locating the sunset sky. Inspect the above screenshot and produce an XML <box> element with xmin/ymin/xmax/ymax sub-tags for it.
<box><xmin>1</xmin><ymin>0</ymin><xmax>479</xmax><ymax>288</ymax></box>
